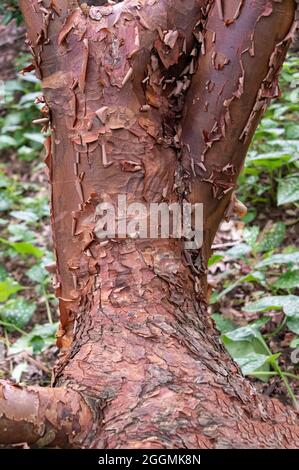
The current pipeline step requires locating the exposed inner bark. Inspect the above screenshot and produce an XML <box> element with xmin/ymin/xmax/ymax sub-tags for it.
<box><xmin>1</xmin><ymin>0</ymin><xmax>299</xmax><ymax>448</ymax></box>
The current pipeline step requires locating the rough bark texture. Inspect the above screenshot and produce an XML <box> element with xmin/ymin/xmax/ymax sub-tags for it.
<box><xmin>1</xmin><ymin>0</ymin><xmax>299</xmax><ymax>448</ymax></box>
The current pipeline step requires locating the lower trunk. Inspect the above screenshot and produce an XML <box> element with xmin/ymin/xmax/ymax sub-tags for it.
<box><xmin>1</xmin><ymin>0</ymin><xmax>299</xmax><ymax>449</ymax></box>
<box><xmin>2</xmin><ymin>238</ymin><xmax>299</xmax><ymax>448</ymax></box>
<box><xmin>52</xmin><ymin>238</ymin><xmax>299</xmax><ymax>449</ymax></box>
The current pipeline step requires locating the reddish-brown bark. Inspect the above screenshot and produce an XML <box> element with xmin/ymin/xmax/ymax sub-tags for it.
<box><xmin>0</xmin><ymin>381</ymin><xmax>93</xmax><ymax>447</ymax></box>
<box><xmin>1</xmin><ymin>0</ymin><xmax>299</xmax><ymax>448</ymax></box>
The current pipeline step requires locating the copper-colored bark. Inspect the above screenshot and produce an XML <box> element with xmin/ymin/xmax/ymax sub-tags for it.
<box><xmin>0</xmin><ymin>381</ymin><xmax>93</xmax><ymax>447</ymax></box>
<box><xmin>182</xmin><ymin>0</ymin><xmax>297</xmax><ymax>269</ymax></box>
<box><xmin>1</xmin><ymin>0</ymin><xmax>298</xmax><ymax>448</ymax></box>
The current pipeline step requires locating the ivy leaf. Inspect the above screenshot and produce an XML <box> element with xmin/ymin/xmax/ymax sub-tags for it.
<box><xmin>224</xmin><ymin>324</ymin><xmax>265</xmax><ymax>342</ymax></box>
<box><xmin>236</xmin><ymin>352</ymin><xmax>276</xmax><ymax>376</ymax></box>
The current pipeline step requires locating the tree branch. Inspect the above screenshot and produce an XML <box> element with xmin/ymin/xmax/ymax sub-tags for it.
<box><xmin>182</xmin><ymin>0</ymin><xmax>296</xmax><ymax>260</ymax></box>
<box><xmin>0</xmin><ymin>381</ymin><xmax>94</xmax><ymax>447</ymax></box>
<box><xmin>18</xmin><ymin>0</ymin><xmax>71</xmax><ymax>46</ymax></box>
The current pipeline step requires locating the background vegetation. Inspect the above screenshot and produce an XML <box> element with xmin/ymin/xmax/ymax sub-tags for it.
<box><xmin>0</xmin><ymin>11</ymin><xmax>298</xmax><ymax>405</ymax></box>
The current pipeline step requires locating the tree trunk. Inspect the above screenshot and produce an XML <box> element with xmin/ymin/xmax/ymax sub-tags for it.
<box><xmin>1</xmin><ymin>0</ymin><xmax>299</xmax><ymax>448</ymax></box>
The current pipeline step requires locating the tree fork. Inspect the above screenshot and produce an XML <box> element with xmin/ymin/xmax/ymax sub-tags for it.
<box><xmin>0</xmin><ymin>0</ymin><xmax>298</xmax><ymax>448</ymax></box>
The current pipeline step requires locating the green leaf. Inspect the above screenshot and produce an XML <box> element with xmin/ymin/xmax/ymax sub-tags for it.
<box><xmin>8</xmin><ymin>323</ymin><xmax>58</xmax><ymax>356</ymax></box>
<box><xmin>18</xmin><ymin>145</ymin><xmax>36</xmax><ymax>161</ymax></box>
<box><xmin>272</xmin><ymin>270</ymin><xmax>299</xmax><ymax>290</ymax></box>
<box><xmin>0</xmin><ymin>174</ymin><xmax>10</xmax><ymax>188</ymax></box>
<box><xmin>247</xmin><ymin>152</ymin><xmax>291</xmax><ymax>169</ymax></box>
<box><xmin>10</xmin><ymin>210</ymin><xmax>39</xmax><ymax>224</ymax></box>
<box><xmin>223</xmin><ymin>324</ymin><xmax>265</xmax><ymax>342</ymax></box>
<box><xmin>242</xmin><ymin>209</ymin><xmax>257</xmax><ymax>224</ymax></box>
<box><xmin>222</xmin><ymin>336</ymin><xmax>270</xmax><ymax>378</ymax></box>
<box><xmin>0</xmin><ymin>238</ymin><xmax>43</xmax><ymax>258</ymax></box>
<box><xmin>236</xmin><ymin>352</ymin><xmax>275</xmax><ymax>376</ymax></box>
<box><xmin>244</xmin><ymin>295</ymin><xmax>299</xmax><ymax>318</ymax></box>
<box><xmin>23</xmin><ymin>132</ymin><xmax>45</xmax><ymax>145</ymax></box>
<box><xmin>208</xmin><ymin>254</ymin><xmax>224</xmax><ymax>268</ymax></box>
<box><xmin>256</xmin><ymin>252</ymin><xmax>299</xmax><ymax>269</ymax></box>
<box><xmin>0</xmin><ymin>193</ymin><xmax>13</xmax><ymax>212</ymax></box>
<box><xmin>255</xmin><ymin>222</ymin><xmax>286</xmax><ymax>253</ymax></box>
<box><xmin>225</xmin><ymin>243</ymin><xmax>252</xmax><ymax>259</ymax></box>
<box><xmin>20</xmin><ymin>74</ymin><xmax>41</xmax><ymax>85</ymax></box>
<box><xmin>221</xmin><ymin>323</ymin><xmax>276</xmax><ymax>379</ymax></box>
<box><xmin>287</xmin><ymin>318</ymin><xmax>299</xmax><ymax>335</ymax></box>
<box><xmin>19</xmin><ymin>92</ymin><xmax>41</xmax><ymax>106</ymax></box>
<box><xmin>26</xmin><ymin>264</ymin><xmax>48</xmax><ymax>284</ymax></box>
<box><xmin>0</xmin><ymin>135</ymin><xmax>18</xmax><ymax>149</ymax></box>
<box><xmin>0</xmin><ymin>265</ymin><xmax>8</xmax><ymax>281</ymax></box>
<box><xmin>236</xmin><ymin>352</ymin><xmax>270</xmax><ymax>376</ymax></box>
<box><xmin>277</xmin><ymin>176</ymin><xmax>299</xmax><ymax>206</ymax></box>
<box><xmin>0</xmin><ymin>278</ymin><xmax>24</xmax><ymax>302</ymax></box>
<box><xmin>290</xmin><ymin>337</ymin><xmax>299</xmax><ymax>349</ymax></box>
<box><xmin>7</xmin><ymin>224</ymin><xmax>36</xmax><ymax>243</ymax></box>
<box><xmin>212</xmin><ymin>313</ymin><xmax>236</xmax><ymax>334</ymax></box>
<box><xmin>243</xmin><ymin>226</ymin><xmax>259</xmax><ymax>248</ymax></box>
<box><xmin>0</xmin><ymin>298</ymin><xmax>36</xmax><ymax>329</ymax></box>
<box><xmin>215</xmin><ymin>271</ymin><xmax>265</xmax><ymax>302</ymax></box>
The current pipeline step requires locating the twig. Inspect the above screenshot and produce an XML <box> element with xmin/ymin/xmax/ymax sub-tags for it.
<box><xmin>22</xmin><ymin>352</ymin><xmax>51</xmax><ymax>375</ymax></box>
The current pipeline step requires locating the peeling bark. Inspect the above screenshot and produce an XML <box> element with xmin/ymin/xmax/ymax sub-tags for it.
<box><xmin>1</xmin><ymin>0</ymin><xmax>298</xmax><ymax>448</ymax></box>
<box><xmin>0</xmin><ymin>381</ymin><xmax>94</xmax><ymax>447</ymax></box>
<box><xmin>182</xmin><ymin>0</ymin><xmax>297</xmax><ymax>269</ymax></box>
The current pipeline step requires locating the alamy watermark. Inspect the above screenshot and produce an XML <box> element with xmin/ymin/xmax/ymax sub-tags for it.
<box><xmin>93</xmin><ymin>195</ymin><xmax>203</xmax><ymax>250</ymax></box>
